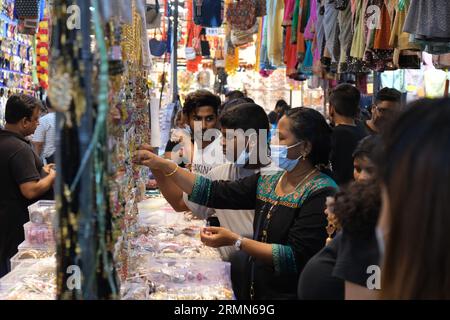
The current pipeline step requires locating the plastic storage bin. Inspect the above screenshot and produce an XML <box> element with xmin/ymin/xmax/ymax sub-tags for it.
<box><xmin>9</xmin><ymin>247</ymin><xmax>55</xmax><ymax>270</ymax></box>
<box><xmin>27</xmin><ymin>200</ymin><xmax>56</xmax><ymax>225</ymax></box>
<box><xmin>23</xmin><ymin>222</ymin><xmax>55</xmax><ymax>247</ymax></box>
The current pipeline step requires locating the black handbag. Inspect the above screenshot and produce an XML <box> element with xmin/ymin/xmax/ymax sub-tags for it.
<box><xmin>199</xmin><ymin>30</ymin><xmax>211</xmax><ymax>57</ymax></box>
<box><xmin>149</xmin><ymin>29</ymin><xmax>167</xmax><ymax>57</ymax></box>
<box><xmin>398</xmin><ymin>51</ymin><xmax>422</xmax><ymax>69</ymax></box>
<box><xmin>149</xmin><ymin>38</ymin><xmax>167</xmax><ymax>57</ymax></box>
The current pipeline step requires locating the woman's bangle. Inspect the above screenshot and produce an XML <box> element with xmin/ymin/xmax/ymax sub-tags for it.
<box><xmin>164</xmin><ymin>164</ymin><xmax>179</xmax><ymax>177</ymax></box>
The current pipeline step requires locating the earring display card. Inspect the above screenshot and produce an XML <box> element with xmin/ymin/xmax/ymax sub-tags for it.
<box><xmin>0</xmin><ymin>6</ymin><xmax>35</xmax><ymax>95</ymax></box>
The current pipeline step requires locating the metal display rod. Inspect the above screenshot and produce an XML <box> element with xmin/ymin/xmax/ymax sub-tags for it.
<box><xmin>171</xmin><ymin>0</ymin><xmax>179</xmax><ymax>103</ymax></box>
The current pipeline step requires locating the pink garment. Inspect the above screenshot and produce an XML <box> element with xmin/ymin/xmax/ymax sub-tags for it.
<box><xmin>283</xmin><ymin>0</ymin><xmax>296</xmax><ymax>25</ymax></box>
<box><xmin>304</xmin><ymin>0</ymin><xmax>317</xmax><ymax>40</ymax></box>
<box><xmin>351</xmin><ymin>0</ymin><xmax>357</xmax><ymax>15</ymax></box>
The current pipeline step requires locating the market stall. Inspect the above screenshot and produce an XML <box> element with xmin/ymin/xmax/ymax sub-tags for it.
<box><xmin>0</xmin><ymin>195</ymin><xmax>233</xmax><ymax>300</ymax></box>
<box><xmin>1</xmin><ymin>0</ymin><xmax>450</xmax><ymax>302</ymax></box>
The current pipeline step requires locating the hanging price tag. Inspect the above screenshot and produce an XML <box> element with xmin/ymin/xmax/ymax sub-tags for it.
<box><xmin>205</xmin><ymin>28</ymin><xmax>223</xmax><ymax>36</ymax></box>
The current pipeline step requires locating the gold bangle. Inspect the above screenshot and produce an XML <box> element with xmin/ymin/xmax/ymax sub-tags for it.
<box><xmin>165</xmin><ymin>164</ymin><xmax>179</xmax><ymax>177</ymax></box>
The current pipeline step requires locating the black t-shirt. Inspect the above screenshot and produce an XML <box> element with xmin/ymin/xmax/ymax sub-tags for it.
<box><xmin>297</xmin><ymin>229</ymin><xmax>380</xmax><ymax>300</ymax></box>
<box><xmin>0</xmin><ymin>130</ymin><xmax>52</xmax><ymax>276</ymax></box>
<box><xmin>297</xmin><ymin>232</ymin><xmax>344</xmax><ymax>300</ymax></box>
<box><xmin>332</xmin><ymin>231</ymin><xmax>380</xmax><ymax>287</ymax></box>
<box><xmin>357</xmin><ymin>119</ymin><xmax>377</xmax><ymax>136</ymax></box>
<box><xmin>330</xmin><ymin>124</ymin><xmax>367</xmax><ymax>185</ymax></box>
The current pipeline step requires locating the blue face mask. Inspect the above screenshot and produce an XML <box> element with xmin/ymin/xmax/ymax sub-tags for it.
<box><xmin>270</xmin><ymin>142</ymin><xmax>302</xmax><ymax>172</ymax></box>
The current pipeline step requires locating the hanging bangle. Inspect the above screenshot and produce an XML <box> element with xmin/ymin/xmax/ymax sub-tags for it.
<box><xmin>165</xmin><ymin>164</ymin><xmax>179</xmax><ymax>177</ymax></box>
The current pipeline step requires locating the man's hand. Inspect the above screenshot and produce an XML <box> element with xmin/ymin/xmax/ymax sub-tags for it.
<box><xmin>48</xmin><ymin>168</ymin><xmax>57</xmax><ymax>181</ymax></box>
<box><xmin>43</xmin><ymin>164</ymin><xmax>56</xmax><ymax>174</ymax></box>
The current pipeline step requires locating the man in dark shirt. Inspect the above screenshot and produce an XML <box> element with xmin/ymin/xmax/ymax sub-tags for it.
<box><xmin>329</xmin><ymin>84</ymin><xmax>367</xmax><ymax>185</ymax></box>
<box><xmin>364</xmin><ymin>87</ymin><xmax>402</xmax><ymax>135</ymax></box>
<box><xmin>0</xmin><ymin>94</ymin><xmax>56</xmax><ymax>277</ymax></box>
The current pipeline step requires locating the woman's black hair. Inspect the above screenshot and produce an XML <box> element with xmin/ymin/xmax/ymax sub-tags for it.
<box><xmin>378</xmin><ymin>98</ymin><xmax>450</xmax><ymax>299</ymax></box>
<box><xmin>285</xmin><ymin>107</ymin><xmax>332</xmax><ymax>168</ymax></box>
<box><xmin>275</xmin><ymin>99</ymin><xmax>288</xmax><ymax>109</ymax></box>
<box><xmin>268</xmin><ymin>111</ymin><xmax>278</xmax><ymax>125</ymax></box>
<box><xmin>353</xmin><ymin>135</ymin><xmax>381</xmax><ymax>161</ymax></box>
<box><xmin>333</xmin><ymin>180</ymin><xmax>381</xmax><ymax>239</ymax></box>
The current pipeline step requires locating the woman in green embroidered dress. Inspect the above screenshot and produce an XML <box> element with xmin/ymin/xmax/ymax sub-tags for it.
<box><xmin>134</xmin><ymin>107</ymin><xmax>338</xmax><ymax>299</ymax></box>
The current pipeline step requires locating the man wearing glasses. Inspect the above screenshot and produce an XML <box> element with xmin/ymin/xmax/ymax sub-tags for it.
<box><xmin>365</xmin><ymin>88</ymin><xmax>402</xmax><ymax>135</ymax></box>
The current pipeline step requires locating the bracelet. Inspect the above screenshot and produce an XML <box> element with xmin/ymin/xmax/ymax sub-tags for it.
<box><xmin>165</xmin><ymin>164</ymin><xmax>179</xmax><ymax>177</ymax></box>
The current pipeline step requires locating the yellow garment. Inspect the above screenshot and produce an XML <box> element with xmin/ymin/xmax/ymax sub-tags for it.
<box><xmin>350</xmin><ymin>0</ymin><xmax>367</xmax><ymax>59</ymax></box>
<box><xmin>255</xmin><ymin>17</ymin><xmax>263</xmax><ymax>72</ymax></box>
<box><xmin>267</xmin><ymin>0</ymin><xmax>285</xmax><ymax>66</ymax></box>
<box><xmin>225</xmin><ymin>47</ymin><xmax>239</xmax><ymax>75</ymax></box>
<box><xmin>224</xmin><ymin>0</ymin><xmax>239</xmax><ymax>74</ymax></box>
<box><xmin>389</xmin><ymin>0</ymin><xmax>421</xmax><ymax>67</ymax></box>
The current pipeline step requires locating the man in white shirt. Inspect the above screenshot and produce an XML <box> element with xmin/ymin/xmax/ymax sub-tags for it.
<box><xmin>159</xmin><ymin>90</ymin><xmax>225</xmax><ymax>210</ymax></box>
<box><xmin>0</xmin><ymin>89</ymin><xmax>8</xmax><ymax>129</ymax></box>
<box><xmin>32</xmin><ymin>98</ymin><xmax>56</xmax><ymax>164</ymax></box>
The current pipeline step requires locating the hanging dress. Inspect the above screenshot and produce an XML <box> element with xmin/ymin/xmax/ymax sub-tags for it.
<box><xmin>349</xmin><ymin>0</ymin><xmax>370</xmax><ymax>73</ymax></box>
<box><xmin>267</xmin><ymin>0</ymin><xmax>285</xmax><ymax>66</ymax></box>
<box><xmin>389</xmin><ymin>0</ymin><xmax>421</xmax><ymax>68</ymax></box>
<box><xmin>403</xmin><ymin>0</ymin><xmax>450</xmax><ymax>54</ymax></box>
<box><xmin>337</xmin><ymin>2</ymin><xmax>353</xmax><ymax>73</ymax></box>
<box><xmin>283</xmin><ymin>0</ymin><xmax>296</xmax><ymax>26</ymax></box>
<box><xmin>364</xmin><ymin>0</ymin><xmax>394</xmax><ymax>71</ymax></box>
<box><xmin>323</xmin><ymin>0</ymin><xmax>340</xmax><ymax>63</ymax></box>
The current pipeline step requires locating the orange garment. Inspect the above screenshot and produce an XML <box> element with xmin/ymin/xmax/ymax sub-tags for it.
<box><xmin>185</xmin><ymin>0</ymin><xmax>202</xmax><ymax>72</ymax></box>
<box><xmin>296</xmin><ymin>0</ymin><xmax>306</xmax><ymax>54</ymax></box>
<box><xmin>373</xmin><ymin>3</ymin><xmax>392</xmax><ymax>50</ymax></box>
<box><xmin>285</xmin><ymin>26</ymin><xmax>298</xmax><ymax>75</ymax></box>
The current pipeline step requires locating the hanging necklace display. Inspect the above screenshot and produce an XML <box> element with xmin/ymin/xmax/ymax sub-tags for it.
<box><xmin>105</xmin><ymin>0</ymin><xmax>152</xmax><ymax>282</ymax></box>
<box><xmin>52</xmin><ymin>0</ymin><xmax>119</xmax><ymax>300</ymax></box>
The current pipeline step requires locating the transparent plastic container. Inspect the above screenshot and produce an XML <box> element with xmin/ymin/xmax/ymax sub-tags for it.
<box><xmin>10</xmin><ymin>247</ymin><xmax>55</xmax><ymax>270</ymax></box>
<box><xmin>125</xmin><ymin>257</ymin><xmax>234</xmax><ymax>300</ymax></box>
<box><xmin>17</xmin><ymin>241</ymin><xmax>55</xmax><ymax>252</ymax></box>
<box><xmin>27</xmin><ymin>200</ymin><xmax>56</xmax><ymax>225</ymax></box>
<box><xmin>23</xmin><ymin>222</ymin><xmax>55</xmax><ymax>247</ymax></box>
<box><xmin>0</xmin><ymin>258</ymin><xmax>56</xmax><ymax>300</ymax></box>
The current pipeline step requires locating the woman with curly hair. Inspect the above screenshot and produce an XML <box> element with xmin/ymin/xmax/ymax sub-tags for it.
<box><xmin>298</xmin><ymin>136</ymin><xmax>381</xmax><ymax>300</ymax></box>
<box><xmin>297</xmin><ymin>180</ymin><xmax>381</xmax><ymax>300</ymax></box>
